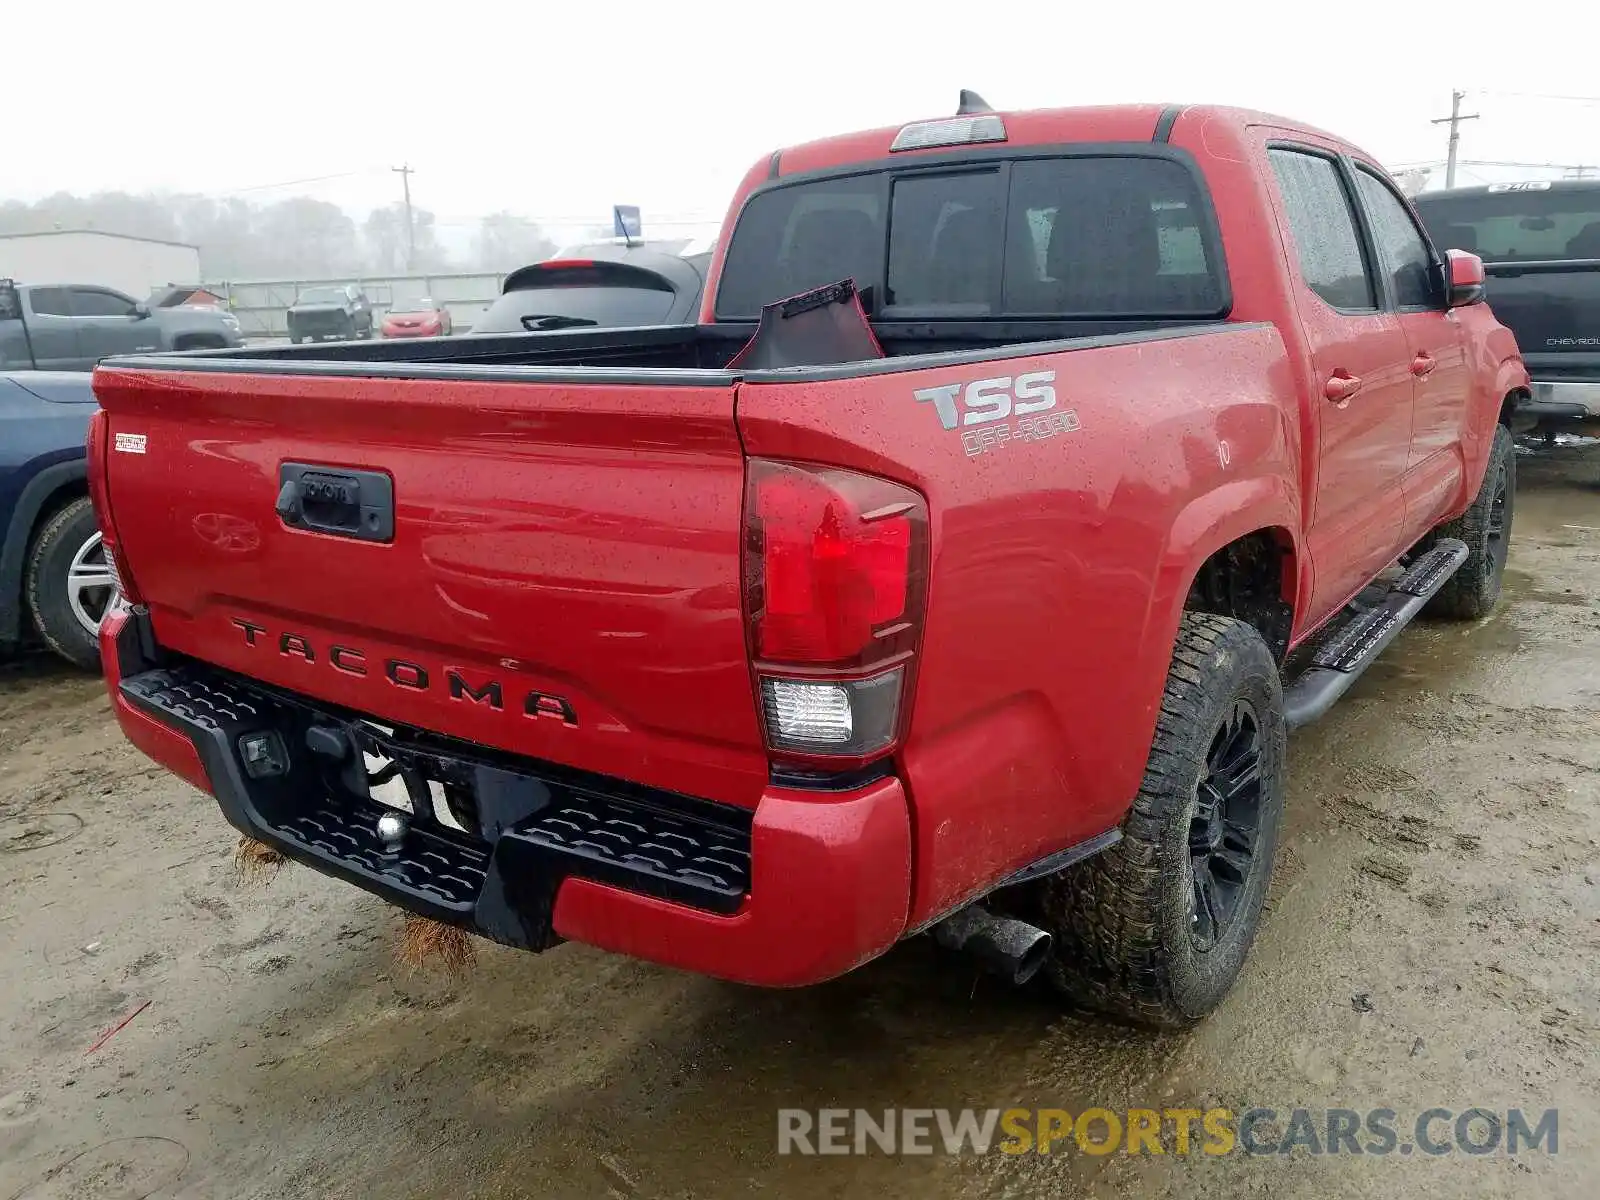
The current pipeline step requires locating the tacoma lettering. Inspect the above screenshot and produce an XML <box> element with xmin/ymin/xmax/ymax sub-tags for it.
<box><xmin>448</xmin><ymin>673</ymin><xmax>503</xmax><ymax>710</ymax></box>
<box><xmin>229</xmin><ymin>620</ymin><xmax>573</xmax><ymax>725</ymax></box>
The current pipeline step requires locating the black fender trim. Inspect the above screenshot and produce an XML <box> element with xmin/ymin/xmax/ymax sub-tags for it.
<box><xmin>0</xmin><ymin>458</ymin><xmax>88</xmax><ymax>647</ymax></box>
<box><xmin>904</xmin><ymin>827</ymin><xmax>1124</xmax><ymax>936</ymax></box>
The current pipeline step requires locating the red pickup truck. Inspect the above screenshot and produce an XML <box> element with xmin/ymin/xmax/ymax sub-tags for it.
<box><xmin>89</xmin><ymin>99</ymin><xmax>1526</xmax><ymax>1028</ymax></box>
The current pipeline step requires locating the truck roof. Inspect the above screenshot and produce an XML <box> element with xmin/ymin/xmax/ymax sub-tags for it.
<box><xmin>768</xmin><ymin>102</ymin><xmax>1361</xmax><ymax>178</ymax></box>
<box><xmin>1415</xmin><ymin>179</ymin><xmax>1600</xmax><ymax>200</ymax></box>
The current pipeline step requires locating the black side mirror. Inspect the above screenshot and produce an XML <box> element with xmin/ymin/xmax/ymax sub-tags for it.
<box><xmin>131</xmin><ymin>302</ymin><xmax>152</xmax><ymax>320</ymax></box>
<box><xmin>0</xmin><ymin>279</ymin><xmax>21</xmax><ymax>321</ymax></box>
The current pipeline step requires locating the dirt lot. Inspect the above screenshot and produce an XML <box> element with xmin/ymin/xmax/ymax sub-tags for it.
<box><xmin>2</xmin><ymin>449</ymin><xmax>1597</xmax><ymax>1200</ymax></box>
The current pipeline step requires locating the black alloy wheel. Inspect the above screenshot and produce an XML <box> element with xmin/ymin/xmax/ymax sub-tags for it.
<box><xmin>1484</xmin><ymin>461</ymin><xmax>1510</xmax><ymax>582</ymax></box>
<box><xmin>1188</xmin><ymin>699</ymin><xmax>1264</xmax><ymax>952</ymax></box>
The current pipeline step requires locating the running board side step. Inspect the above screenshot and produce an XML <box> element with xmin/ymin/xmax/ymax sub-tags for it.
<box><xmin>1283</xmin><ymin>538</ymin><xmax>1468</xmax><ymax>729</ymax></box>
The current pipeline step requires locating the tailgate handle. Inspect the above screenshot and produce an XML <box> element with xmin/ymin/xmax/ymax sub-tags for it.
<box><xmin>276</xmin><ymin>463</ymin><xmax>394</xmax><ymax>543</ymax></box>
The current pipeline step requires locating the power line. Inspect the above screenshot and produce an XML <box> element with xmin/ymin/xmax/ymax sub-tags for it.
<box><xmin>1472</xmin><ymin>88</ymin><xmax>1600</xmax><ymax>106</ymax></box>
<box><xmin>1392</xmin><ymin>157</ymin><xmax>1599</xmax><ymax>177</ymax></box>
<box><xmin>431</xmin><ymin>217</ymin><xmax>720</xmax><ymax>229</ymax></box>
<box><xmin>1461</xmin><ymin>158</ymin><xmax>1593</xmax><ymax>169</ymax></box>
<box><xmin>218</xmin><ymin>168</ymin><xmax>381</xmax><ymax>196</ymax></box>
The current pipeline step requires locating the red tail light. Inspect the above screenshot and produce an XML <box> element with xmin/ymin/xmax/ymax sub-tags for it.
<box><xmin>86</xmin><ymin>408</ymin><xmax>144</xmax><ymax>606</ymax></box>
<box><xmin>746</xmin><ymin>460</ymin><xmax>925</xmax><ymax>666</ymax></box>
<box><xmin>743</xmin><ymin>459</ymin><xmax>928</xmax><ymax>763</ymax></box>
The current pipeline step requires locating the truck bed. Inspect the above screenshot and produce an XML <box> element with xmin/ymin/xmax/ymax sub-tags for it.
<box><xmin>109</xmin><ymin>317</ymin><xmax>1230</xmax><ymax>382</ymax></box>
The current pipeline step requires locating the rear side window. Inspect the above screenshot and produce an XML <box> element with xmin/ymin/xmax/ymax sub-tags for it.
<box><xmin>1413</xmin><ymin>185</ymin><xmax>1600</xmax><ymax>263</ymax></box>
<box><xmin>716</xmin><ymin>175</ymin><xmax>883</xmax><ymax>318</ymax></box>
<box><xmin>714</xmin><ymin>155</ymin><xmax>1225</xmax><ymax>320</ymax></box>
<box><xmin>1002</xmin><ymin>158</ymin><xmax>1221</xmax><ymax>316</ymax></box>
<box><xmin>28</xmin><ymin>287</ymin><xmax>72</xmax><ymax>316</ymax></box>
<box><xmin>1353</xmin><ymin>169</ymin><xmax>1438</xmax><ymax>308</ymax></box>
<box><xmin>69</xmin><ymin>288</ymin><xmax>137</xmax><ymax>317</ymax></box>
<box><xmin>1269</xmin><ymin>149</ymin><xmax>1375</xmax><ymax>311</ymax></box>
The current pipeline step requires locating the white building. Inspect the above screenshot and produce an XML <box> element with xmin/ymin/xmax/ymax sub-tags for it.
<box><xmin>0</xmin><ymin>230</ymin><xmax>202</xmax><ymax>299</ymax></box>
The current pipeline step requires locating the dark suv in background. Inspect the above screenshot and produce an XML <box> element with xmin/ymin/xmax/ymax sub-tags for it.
<box><xmin>287</xmin><ymin>284</ymin><xmax>374</xmax><ymax>343</ymax></box>
<box><xmin>1414</xmin><ymin>181</ymin><xmax>1600</xmax><ymax>446</ymax></box>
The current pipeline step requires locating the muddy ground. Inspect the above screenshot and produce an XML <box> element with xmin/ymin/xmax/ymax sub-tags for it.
<box><xmin>2</xmin><ymin>449</ymin><xmax>1597</xmax><ymax>1200</ymax></box>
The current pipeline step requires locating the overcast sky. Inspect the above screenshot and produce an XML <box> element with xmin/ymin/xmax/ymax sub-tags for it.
<box><xmin>12</xmin><ymin>0</ymin><xmax>1600</xmax><ymax>238</ymax></box>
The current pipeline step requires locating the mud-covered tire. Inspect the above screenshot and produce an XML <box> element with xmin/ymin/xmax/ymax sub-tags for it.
<box><xmin>1424</xmin><ymin>424</ymin><xmax>1515</xmax><ymax>620</ymax></box>
<box><xmin>25</xmin><ymin>497</ymin><xmax>109</xmax><ymax>672</ymax></box>
<box><xmin>1037</xmin><ymin>613</ymin><xmax>1286</xmax><ymax>1029</ymax></box>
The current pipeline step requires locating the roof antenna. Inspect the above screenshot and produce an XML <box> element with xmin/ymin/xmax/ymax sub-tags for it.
<box><xmin>957</xmin><ymin>90</ymin><xmax>993</xmax><ymax>115</ymax></box>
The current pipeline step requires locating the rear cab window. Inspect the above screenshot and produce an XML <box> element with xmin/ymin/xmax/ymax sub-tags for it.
<box><xmin>1412</xmin><ymin>184</ymin><xmax>1600</xmax><ymax>263</ymax></box>
<box><xmin>713</xmin><ymin>153</ymin><xmax>1228</xmax><ymax>322</ymax></box>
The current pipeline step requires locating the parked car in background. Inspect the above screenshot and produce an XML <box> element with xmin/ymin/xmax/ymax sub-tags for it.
<box><xmin>471</xmin><ymin>241</ymin><xmax>712</xmax><ymax>334</ymax></box>
<box><xmin>0</xmin><ymin>280</ymin><xmax>243</xmax><ymax>371</ymax></box>
<box><xmin>287</xmin><ymin>284</ymin><xmax>373</xmax><ymax>343</ymax></box>
<box><xmin>381</xmin><ymin>297</ymin><xmax>453</xmax><ymax>339</ymax></box>
<box><xmin>0</xmin><ymin>371</ymin><xmax>108</xmax><ymax>669</ymax></box>
<box><xmin>1413</xmin><ymin>181</ymin><xmax>1600</xmax><ymax>446</ymax></box>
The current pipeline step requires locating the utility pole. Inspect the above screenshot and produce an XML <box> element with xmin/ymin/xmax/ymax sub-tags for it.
<box><xmin>392</xmin><ymin>163</ymin><xmax>416</xmax><ymax>271</ymax></box>
<box><xmin>1431</xmin><ymin>90</ymin><xmax>1479</xmax><ymax>188</ymax></box>
<box><xmin>1566</xmin><ymin>164</ymin><xmax>1594</xmax><ymax>179</ymax></box>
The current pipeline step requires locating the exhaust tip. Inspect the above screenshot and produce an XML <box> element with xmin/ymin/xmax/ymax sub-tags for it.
<box><xmin>932</xmin><ymin>905</ymin><xmax>1054</xmax><ymax>987</ymax></box>
<box><xmin>1008</xmin><ymin>928</ymin><xmax>1053</xmax><ymax>986</ymax></box>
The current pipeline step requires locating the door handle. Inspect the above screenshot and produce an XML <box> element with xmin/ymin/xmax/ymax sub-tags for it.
<box><xmin>1324</xmin><ymin>372</ymin><xmax>1363</xmax><ymax>404</ymax></box>
<box><xmin>1411</xmin><ymin>351</ymin><xmax>1437</xmax><ymax>378</ymax></box>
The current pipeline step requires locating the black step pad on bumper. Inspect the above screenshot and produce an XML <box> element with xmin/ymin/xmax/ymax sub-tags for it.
<box><xmin>1284</xmin><ymin>538</ymin><xmax>1468</xmax><ymax>729</ymax></box>
<box><xmin>121</xmin><ymin>663</ymin><xmax>753</xmax><ymax>947</ymax></box>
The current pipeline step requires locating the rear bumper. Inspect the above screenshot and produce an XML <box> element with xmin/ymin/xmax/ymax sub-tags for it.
<box><xmin>101</xmin><ymin>609</ymin><xmax>911</xmax><ymax>987</ymax></box>
<box><xmin>1527</xmin><ymin>380</ymin><xmax>1600</xmax><ymax>420</ymax></box>
<box><xmin>287</xmin><ymin>316</ymin><xmax>354</xmax><ymax>338</ymax></box>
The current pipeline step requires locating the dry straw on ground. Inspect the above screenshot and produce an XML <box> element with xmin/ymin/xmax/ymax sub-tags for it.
<box><xmin>397</xmin><ymin>912</ymin><xmax>477</xmax><ymax>976</ymax></box>
<box><xmin>233</xmin><ymin>835</ymin><xmax>287</xmax><ymax>884</ymax></box>
<box><xmin>232</xmin><ymin>834</ymin><xmax>474</xmax><ymax>974</ymax></box>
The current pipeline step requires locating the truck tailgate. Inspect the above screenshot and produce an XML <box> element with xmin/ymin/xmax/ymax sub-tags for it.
<box><xmin>91</xmin><ymin>367</ymin><xmax>768</xmax><ymax>808</ymax></box>
<box><xmin>1483</xmin><ymin>259</ymin><xmax>1600</xmax><ymax>378</ymax></box>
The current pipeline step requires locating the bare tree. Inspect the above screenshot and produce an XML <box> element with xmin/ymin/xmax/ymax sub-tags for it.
<box><xmin>0</xmin><ymin>189</ymin><xmax>466</xmax><ymax>280</ymax></box>
<box><xmin>363</xmin><ymin>205</ymin><xmax>406</xmax><ymax>274</ymax></box>
<box><xmin>474</xmin><ymin>211</ymin><xmax>557</xmax><ymax>271</ymax></box>
<box><xmin>254</xmin><ymin>198</ymin><xmax>363</xmax><ymax>277</ymax></box>
<box><xmin>364</xmin><ymin>203</ymin><xmax>454</xmax><ymax>274</ymax></box>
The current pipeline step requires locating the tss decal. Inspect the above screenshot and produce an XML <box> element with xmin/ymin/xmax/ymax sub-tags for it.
<box><xmin>914</xmin><ymin>371</ymin><xmax>1080</xmax><ymax>458</ymax></box>
<box><xmin>915</xmin><ymin>370</ymin><xmax>1058</xmax><ymax>429</ymax></box>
